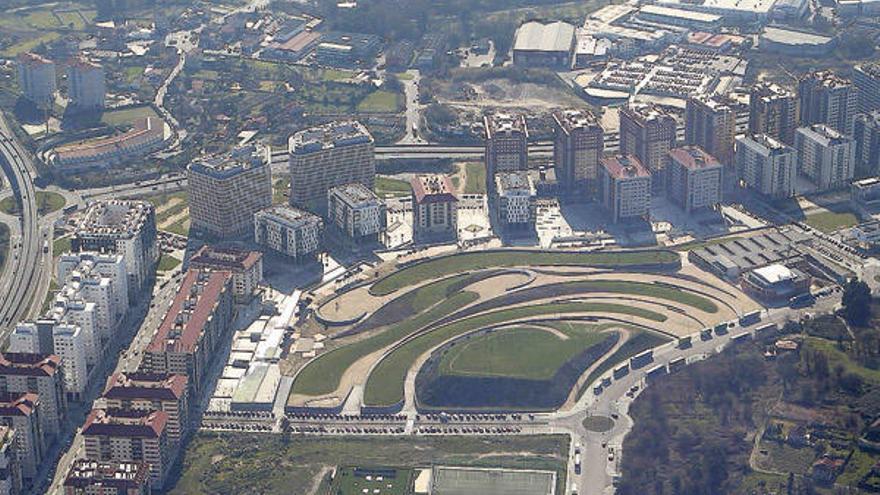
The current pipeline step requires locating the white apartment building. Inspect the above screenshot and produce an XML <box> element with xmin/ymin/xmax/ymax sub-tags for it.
<box><xmin>58</xmin><ymin>252</ymin><xmax>129</xmax><ymax>331</ymax></box>
<box><xmin>17</xmin><ymin>52</ymin><xmax>55</xmax><ymax>107</ymax></box>
<box><xmin>795</xmin><ymin>124</ymin><xmax>855</xmax><ymax>191</ymax></box>
<box><xmin>327</xmin><ymin>183</ymin><xmax>386</xmax><ymax>244</ymax></box>
<box><xmin>50</xmin><ymin>325</ymin><xmax>89</xmax><ymax>402</ymax></box>
<box><xmin>494</xmin><ymin>171</ymin><xmax>537</xmax><ymax>230</ymax></box>
<box><xmin>67</xmin><ymin>57</ymin><xmax>105</xmax><ymax>110</ymax></box>
<box><xmin>254</xmin><ymin>205</ymin><xmax>323</xmax><ymax>261</ymax></box>
<box><xmin>735</xmin><ymin>134</ymin><xmax>798</xmax><ymax>199</ymax></box>
<box><xmin>599</xmin><ymin>155</ymin><xmax>652</xmax><ymax>223</ymax></box>
<box><xmin>666</xmin><ymin>146</ymin><xmax>723</xmax><ymax>213</ymax></box>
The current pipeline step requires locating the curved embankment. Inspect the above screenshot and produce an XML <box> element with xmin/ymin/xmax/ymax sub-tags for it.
<box><xmin>369</xmin><ymin>249</ymin><xmax>681</xmax><ymax>296</ymax></box>
<box><xmin>362</xmin><ymin>301</ymin><xmax>667</xmax><ymax>409</ymax></box>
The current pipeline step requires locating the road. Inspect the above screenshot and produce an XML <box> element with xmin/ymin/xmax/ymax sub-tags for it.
<box><xmin>0</xmin><ymin>113</ymin><xmax>44</xmax><ymax>340</ymax></box>
<box><xmin>396</xmin><ymin>70</ymin><xmax>426</xmax><ymax>145</ymax></box>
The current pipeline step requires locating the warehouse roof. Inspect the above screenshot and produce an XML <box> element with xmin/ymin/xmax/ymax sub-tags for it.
<box><xmin>761</xmin><ymin>26</ymin><xmax>833</xmax><ymax>46</ymax></box>
<box><xmin>514</xmin><ymin>21</ymin><xmax>575</xmax><ymax>53</ymax></box>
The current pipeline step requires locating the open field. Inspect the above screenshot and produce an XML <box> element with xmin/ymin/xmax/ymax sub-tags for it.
<box><xmin>332</xmin><ymin>467</ymin><xmax>413</xmax><ymax>495</ymax></box>
<box><xmin>272</xmin><ymin>178</ymin><xmax>289</xmax><ymax>205</ymax></box>
<box><xmin>803</xmin><ymin>211</ymin><xmax>859</xmax><ymax>233</ymax></box>
<box><xmin>100</xmin><ymin>105</ymin><xmax>161</xmax><ymax>127</ymax></box>
<box><xmin>0</xmin><ymin>191</ymin><xmax>65</xmax><ymax>216</ymax></box>
<box><xmin>357</xmin><ymin>91</ymin><xmax>402</xmax><ymax>113</ymax></box>
<box><xmin>170</xmin><ymin>432</ymin><xmax>569</xmax><ymax>495</ymax></box>
<box><xmin>157</xmin><ymin>254</ymin><xmax>181</xmax><ymax>273</ymax></box>
<box><xmin>376</xmin><ymin>176</ymin><xmax>412</xmax><ymax>198</ymax></box>
<box><xmin>52</xmin><ymin>235</ymin><xmax>71</xmax><ymax>257</ymax></box>
<box><xmin>140</xmin><ymin>191</ymin><xmax>189</xmax><ymax>235</ymax></box>
<box><xmin>464</xmin><ymin>162</ymin><xmax>486</xmax><ymax>194</ymax></box>
<box><xmin>370</xmin><ymin>249</ymin><xmax>680</xmax><ymax>296</ymax></box>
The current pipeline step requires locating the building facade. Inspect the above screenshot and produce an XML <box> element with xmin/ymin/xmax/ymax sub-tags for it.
<box><xmin>411</xmin><ymin>175</ymin><xmax>458</xmax><ymax>242</ymax></box>
<box><xmin>188</xmin><ymin>246</ymin><xmax>262</xmax><ymax>302</ymax></box>
<box><xmin>735</xmin><ymin>134</ymin><xmax>797</xmax><ymax>199</ymax></box>
<box><xmin>749</xmin><ymin>82</ymin><xmax>798</xmax><ymax>145</ymax></box>
<box><xmin>0</xmin><ymin>427</ymin><xmax>21</xmax><ymax>495</ymax></box>
<box><xmin>493</xmin><ymin>171</ymin><xmax>537</xmax><ymax>232</ymax></box>
<box><xmin>57</xmin><ymin>252</ymin><xmax>129</xmax><ymax>332</ymax></box>
<box><xmin>17</xmin><ymin>53</ymin><xmax>55</xmax><ymax>108</ymax></box>
<box><xmin>187</xmin><ymin>146</ymin><xmax>272</xmax><ymax>239</ymax></box>
<box><xmin>288</xmin><ymin>121</ymin><xmax>375</xmax><ymax>212</ymax></box>
<box><xmin>666</xmin><ymin>146</ymin><xmax>723</xmax><ymax>213</ymax></box>
<box><xmin>619</xmin><ymin>103</ymin><xmax>677</xmax><ymax>184</ymax></box>
<box><xmin>797</xmin><ymin>70</ymin><xmax>858</xmax><ymax>135</ymax></box>
<box><xmin>82</xmin><ymin>409</ymin><xmax>170</xmax><ymax>489</ymax></box>
<box><xmin>63</xmin><ymin>459</ymin><xmax>151</xmax><ymax>495</ymax></box>
<box><xmin>795</xmin><ymin>124</ymin><xmax>855</xmax><ymax>191</ymax></box>
<box><xmin>854</xmin><ymin>62</ymin><xmax>880</xmax><ymax>115</ymax></box>
<box><xmin>854</xmin><ymin>111</ymin><xmax>880</xmax><ymax>174</ymax></box>
<box><xmin>327</xmin><ymin>183</ymin><xmax>386</xmax><ymax>246</ymax></box>
<box><xmin>102</xmin><ymin>372</ymin><xmax>189</xmax><ymax>447</ymax></box>
<box><xmin>67</xmin><ymin>57</ymin><xmax>105</xmax><ymax>111</ymax></box>
<box><xmin>0</xmin><ymin>393</ymin><xmax>43</xmax><ymax>486</ymax></box>
<box><xmin>254</xmin><ymin>205</ymin><xmax>323</xmax><ymax>261</ymax></box>
<box><xmin>0</xmin><ymin>354</ymin><xmax>66</xmax><ymax>441</ymax></box>
<box><xmin>51</xmin><ymin>118</ymin><xmax>166</xmax><ymax>171</ymax></box>
<box><xmin>685</xmin><ymin>94</ymin><xmax>737</xmax><ymax>168</ymax></box>
<box><xmin>598</xmin><ymin>155</ymin><xmax>652</xmax><ymax>223</ymax></box>
<box><xmin>484</xmin><ymin>113</ymin><xmax>529</xmax><ymax>189</ymax></box>
<box><xmin>551</xmin><ymin>109</ymin><xmax>604</xmax><ymax>197</ymax></box>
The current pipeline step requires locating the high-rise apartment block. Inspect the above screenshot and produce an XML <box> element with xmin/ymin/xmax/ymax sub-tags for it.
<box><xmin>288</xmin><ymin>121</ymin><xmax>375</xmax><ymax>212</ymax></box>
<box><xmin>141</xmin><ymin>270</ymin><xmax>234</xmax><ymax>396</ymax></box>
<box><xmin>797</xmin><ymin>70</ymin><xmax>858</xmax><ymax>135</ymax></box>
<box><xmin>0</xmin><ymin>354</ymin><xmax>66</xmax><ymax>440</ymax></box>
<box><xmin>57</xmin><ymin>252</ymin><xmax>129</xmax><ymax>333</ymax></box>
<box><xmin>411</xmin><ymin>175</ymin><xmax>458</xmax><ymax>242</ymax></box>
<box><xmin>735</xmin><ymin>134</ymin><xmax>797</xmax><ymax>199</ymax></box>
<box><xmin>619</xmin><ymin>103</ymin><xmax>677</xmax><ymax>183</ymax></box>
<box><xmin>0</xmin><ymin>427</ymin><xmax>22</xmax><ymax>495</ymax></box>
<box><xmin>17</xmin><ymin>53</ymin><xmax>55</xmax><ymax>107</ymax></box>
<box><xmin>327</xmin><ymin>183</ymin><xmax>386</xmax><ymax>246</ymax></box>
<box><xmin>685</xmin><ymin>94</ymin><xmax>737</xmax><ymax>167</ymax></box>
<box><xmin>854</xmin><ymin>63</ymin><xmax>880</xmax><ymax>114</ymax></box>
<box><xmin>493</xmin><ymin>171</ymin><xmax>537</xmax><ymax>232</ymax></box>
<box><xmin>854</xmin><ymin>111</ymin><xmax>880</xmax><ymax>174</ymax></box>
<box><xmin>82</xmin><ymin>409</ymin><xmax>170</xmax><ymax>489</ymax></box>
<box><xmin>188</xmin><ymin>246</ymin><xmax>262</xmax><ymax>302</ymax></box>
<box><xmin>72</xmin><ymin>201</ymin><xmax>158</xmax><ymax>296</ymax></box>
<box><xmin>551</xmin><ymin>109</ymin><xmax>604</xmax><ymax>195</ymax></box>
<box><xmin>795</xmin><ymin>124</ymin><xmax>855</xmax><ymax>191</ymax></box>
<box><xmin>103</xmin><ymin>372</ymin><xmax>189</xmax><ymax>446</ymax></box>
<box><xmin>0</xmin><ymin>394</ymin><xmax>42</xmax><ymax>487</ymax></box>
<box><xmin>67</xmin><ymin>57</ymin><xmax>105</xmax><ymax>111</ymax></box>
<box><xmin>254</xmin><ymin>205</ymin><xmax>323</xmax><ymax>261</ymax></box>
<box><xmin>484</xmin><ymin>112</ymin><xmax>529</xmax><ymax>188</ymax></box>
<box><xmin>749</xmin><ymin>82</ymin><xmax>798</xmax><ymax>145</ymax></box>
<box><xmin>63</xmin><ymin>459</ymin><xmax>150</xmax><ymax>495</ymax></box>
<box><xmin>598</xmin><ymin>155</ymin><xmax>652</xmax><ymax>223</ymax></box>
<box><xmin>666</xmin><ymin>146</ymin><xmax>723</xmax><ymax>213</ymax></box>
<box><xmin>188</xmin><ymin>146</ymin><xmax>272</xmax><ymax>239</ymax></box>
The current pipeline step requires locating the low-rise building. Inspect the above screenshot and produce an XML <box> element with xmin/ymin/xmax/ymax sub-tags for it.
<box><xmin>851</xmin><ymin>177</ymin><xmax>880</xmax><ymax>207</ymax></box>
<box><xmin>50</xmin><ymin>118</ymin><xmax>166</xmax><ymax>171</ymax></box>
<box><xmin>598</xmin><ymin>155</ymin><xmax>652</xmax><ymax>223</ymax></box>
<box><xmin>0</xmin><ymin>393</ymin><xmax>43</xmax><ymax>486</ymax></box>
<box><xmin>188</xmin><ymin>246</ymin><xmax>262</xmax><ymax>302</ymax></box>
<box><xmin>493</xmin><ymin>171</ymin><xmax>537</xmax><ymax>233</ymax></box>
<box><xmin>103</xmin><ymin>372</ymin><xmax>189</xmax><ymax>446</ymax></box>
<box><xmin>82</xmin><ymin>409</ymin><xmax>170</xmax><ymax>490</ymax></box>
<box><xmin>411</xmin><ymin>175</ymin><xmax>458</xmax><ymax>243</ymax></box>
<box><xmin>666</xmin><ymin>146</ymin><xmax>723</xmax><ymax>212</ymax></box>
<box><xmin>512</xmin><ymin>21</ymin><xmax>576</xmax><ymax>68</ymax></box>
<box><xmin>742</xmin><ymin>263</ymin><xmax>810</xmax><ymax>304</ymax></box>
<box><xmin>0</xmin><ymin>354</ymin><xmax>65</xmax><ymax>441</ymax></box>
<box><xmin>795</xmin><ymin>124</ymin><xmax>855</xmax><ymax>191</ymax></box>
<box><xmin>327</xmin><ymin>183</ymin><xmax>386</xmax><ymax>247</ymax></box>
<box><xmin>735</xmin><ymin>134</ymin><xmax>798</xmax><ymax>199</ymax></box>
<box><xmin>63</xmin><ymin>459</ymin><xmax>150</xmax><ymax>495</ymax></box>
<box><xmin>760</xmin><ymin>27</ymin><xmax>836</xmax><ymax>57</ymax></box>
<box><xmin>0</xmin><ymin>427</ymin><xmax>21</xmax><ymax>495</ymax></box>
<box><xmin>254</xmin><ymin>205</ymin><xmax>323</xmax><ymax>261</ymax></box>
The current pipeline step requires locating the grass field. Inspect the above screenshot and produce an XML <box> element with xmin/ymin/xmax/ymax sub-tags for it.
<box><xmin>540</xmin><ymin>280</ymin><xmax>718</xmax><ymax>313</ymax></box>
<box><xmin>52</xmin><ymin>235</ymin><xmax>71</xmax><ymax>257</ymax></box>
<box><xmin>291</xmin><ymin>277</ymin><xmax>479</xmax><ymax>398</ymax></box>
<box><xmin>357</xmin><ymin>90</ymin><xmax>402</xmax><ymax>113</ymax></box>
<box><xmin>0</xmin><ymin>191</ymin><xmax>65</xmax><ymax>216</ymax></box>
<box><xmin>100</xmin><ymin>105</ymin><xmax>161</xmax><ymax>127</ymax></box>
<box><xmin>141</xmin><ymin>191</ymin><xmax>189</xmax><ymax>235</ymax></box>
<box><xmin>157</xmin><ymin>254</ymin><xmax>181</xmax><ymax>273</ymax></box>
<box><xmin>439</xmin><ymin>325</ymin><xmax>611</xmax><ymax>380</ymax></box>
<box><xmin>170</xmin><ymin>432</ymin><xmax>569</xmax><ymax>495</ymax></box>
<box><xmin>370</xmin><ymin>249</ymin><xmax>679</xmax><ymax>296</ymax></box>
<box><xmin>332</xmin><ymin>467</ymin><xmax>413</xmax><ymax>495</ymax></box>
<box><xmin>272</xmin><ymin>178</ymin><xmax>289</xmax><ymax>204</ymax></box>
<box><xmin>376</xmin><ymin>176</ymin><xmax>411</xmax><ymax>198</ymax></box>
<box><xmin>0</xmin><ymin>32</ymin><xmax>61</xmax><ymax>57</ymax></box>
<box><xmin>805</xmin><ymin>337</ymin><xmax>880</xmax><ymax>383</ymax></box>
<box><xmin>363</xmin><ymin>301</ymin><xmax>667</xmax><ymax>407</ymax></box>
<box><xmin>464</xmin><ymin>162</ymin><xmax>486</xmax><ymax>194</ymax></box>
<box><xmin>803</xmin><ymin>211</ymin><xmax>859</xmax><ymax>233</ymax></box>
<box><xmin>578</xmin><ymin>330</ymin><xmax>671</xmax><ymax>399</ymax></box>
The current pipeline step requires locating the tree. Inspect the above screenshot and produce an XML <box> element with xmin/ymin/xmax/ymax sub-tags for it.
<box><xmin>842</xmin><ymin>278</ymin><xmax>871</xmax><ymax>326</ymax></box>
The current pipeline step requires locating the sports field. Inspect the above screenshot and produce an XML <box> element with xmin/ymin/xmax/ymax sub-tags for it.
<box><xmin>432</xmin><ymin>466</ymin><xmax>555</xmax><ymax>495</ymax></box>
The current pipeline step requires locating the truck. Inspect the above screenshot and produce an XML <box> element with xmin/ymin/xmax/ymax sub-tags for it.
<box><xmin>755</xmin><ymin>323</ymin><xmax>778</xmax><ymax>339</ymax></box>
<box><xmin>789</xmin><ymin>293</ymin><xmax>815</xmax><ymax>308</ymax></box>
<box><xmin>677</xmin><ymin>336</ymin><xmax>693</xmax><ymax>349</ymax></box>
<box><xmin>630</xmin><ymin>350</ymin><xmax>654</xmax><ymax>369</ymax></box>
<box><xmin>739</xmin><ymin>311</ymin><xmax>762</xmax><ymax>327</ymax></box>
<box><xmin>668</xmin><ymin>356</ymin><xmax>686</xmax><ymax>373</ymax></box>
<box><xmin>732</xmin><ymin>332</ymin><xmax>752</xmax><ymax>344</ymax></box>
<box><xmin>714</xmin><ymin>322</ymin><xmax>730</xmax><ymax>335</ymax></box>
<box><xmin>646</xmin><ymin>364</ymin><xmax>668</xmax><ymax>382</ymax></box>
<box><xmin>700</xmin><ymin>328</ymin><xmax>713</xmax><ymax>341</ymax></box>
<box><xmin>613</xmin><ymin>363</ymin><xmax>630</xmax><ymax>379</ymax></box>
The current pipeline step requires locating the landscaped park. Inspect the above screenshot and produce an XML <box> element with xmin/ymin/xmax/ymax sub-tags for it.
<box><xmin>287</xmin><ymin>248</ymin><xmax>761</xmax><ymax>414</ymax></box>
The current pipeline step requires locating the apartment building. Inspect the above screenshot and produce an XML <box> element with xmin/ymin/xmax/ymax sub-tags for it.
<box><xmin>551</xmin><ymin>108</ymin><xmax>604</xmax><ymax>196</ymax></box>
<box><xmin>17</xmin><ymin>53</ymin><xmax>55</xmax><ymax>107</ymax></box>
<box><xmin>0</xmin><ymin>393</ymin><xmax>43</xmax><ymax>486</ymax></box>
<box><xmin>327</xmin><ymin>183</ymin><xmax>386</xmax><ymax>246</ymax></box>
<box><xmin>685</xmin><ymin>94</ymin><xmax>737</xmax><ymax>167</ymax></box>
<box><xmin>67</xmin><ymin>57</ymin><xmax>105</xmax><ymax>111</ymax></box>
<box><xmin>735</xmin><ymin>134</ymin><xmax>798</xmax><ymax>199</ymax></box>
<box><xmin>188</xmin><ymin>246</ymin><xmax>262</xmax><ymax>302</ymax></box>
<box><xmin>493</xmin><ymin>171</ymin><xmax>537</xmax><ymax>232</ymax></box>
<box><xmin>103</xmin><ymin>372</ymin><xmax>189</xmax><ymax>446</ymax></box>
<box><xmin>598</xmin><ymin>155</ymin><xmax>652</xmax><ymax>223</ymax></box>
<box><xmin>63</xmin><ymin>459</ymin><xmax>150</xmax><ymax>495</ymax></box>
<box><xmin>288</xmin><ymin>121</ymin><xmax>375</xmax><ymax>212</ymax></box>
<box><xmin>795</xmin><ymin>124</ymin><xmax>855</xmax><ymax>191</ymax></box>
<box><xmin>254</xmin><ymin>205</ymin><xmax>323</xmax><ymax>261</ymax></box>
<box><xmin>72</xmin><ymin>201</ymin><xmax>158</xmax><ymax>296</ymax></box>
<box><xmin>854</xmin><ymin>62</ymin><xmax>880</xmax><ymax>114</ymax></box>
<box><xmin>0</xmin><ymin>354</ymin><xmax>66</xmax><ymax>440</ymax></box>
<box><xmin>797</xmin><ymin>70</ymin><xmax>858</xmax><ymax>135</ymax></box>
<box><xmin>484</xmin><ymin>112</ymin><xmax>529</xmax><ymax>189</ymax></box>
<box><xmin>0</xmin><ymin>427</ymin><xmax>21</xmax><ymax>495</ymax></box>
<box><xmin>57</xmin><ymin>252</ymin><xmax>129</xmax><ymax>332</ymax></box>
<box><xmin>854</xmin><ymin>111</ymin><xmax>880</xmax><ymax>174</ymax></box>
<box><xmin>619</xmin><ymin>103</ymin><xmax>677</xmax><ymax>185</ymax></box>
<box><xmin>411</xmin><ymin>175</ymin><xmax>458</xmax><ymax>242</ymax></box>
<box><xmin>749</xmin><ymin>82</ymin><xmax>798</xmax><ymax>145</ymax></box>
<box><xmin>666</xmin><ymin>146</ymin><xmax>723</xmax><ymax>213</ymax></box>
<box><xmin>82</xmin><ymin>409</ymin><xmax>170</xmax><ymax>489</ymax></box>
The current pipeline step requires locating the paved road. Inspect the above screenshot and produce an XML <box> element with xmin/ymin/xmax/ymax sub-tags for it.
<box><xmin>396</xmin><ymin>70</ymin><xmax>426</xmax><ymax>145</ymax></box>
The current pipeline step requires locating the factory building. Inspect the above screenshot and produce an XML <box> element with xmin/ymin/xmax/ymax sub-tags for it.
<box><xmin>512</xmin><ymin>21</ymin><xmax>576</xmax><ymax>68</ymax></box>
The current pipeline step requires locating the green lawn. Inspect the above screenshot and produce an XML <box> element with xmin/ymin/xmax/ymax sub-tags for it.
<box><xmin>439</xmin><ymin>324</ymin><xmax>611</xmax><ymax>380</ymax></box>
<box><xmin>805</xmin><ymin>337</ymin><xmax>880</xmax><ymax>383</ymax></box>
<box><xmin>464</xmin><ymin>162</ymin><xmax>486</xmax><ymax>194</ymax></box>
<box><xmin>52</xmin><ymin>235</ymin><xmax>71</xmax><ymax>257</ymax></box>
<box><xmin>170</xmin><ymin>432</ymin><xmax>569</xmax><ymax>495</ymax></box>
<box><xmin>357</xmin><ymin>90</ymin><xmax>402</xmax><ymax>113</ymax></box>
<box><xmin>332</xmin><ymin>467</ymin><xmax>413</xmax><ymax>495</ymax></box>
<box><xmin>363</xmin><ymin>301</ymin><xmax>667</xmax><ymax>407</ymax></box>
<box><xmin>291</xmin><ymin>276</ymin><xmax>479</xmax><ymax>398</ymax></box>
<box><xmin>0</xmin><ymin>32</ymin><xmax>61</xmax><ymax>57</ymax></box>
<box><xmin>0</xmin><ymin>191</ymin><xmax>65</xmax><ymax>216</ymax></box>
<box><xmin>322</xmin><ymin>68</ymin><xmax>357</xmax><ymax>81</ymax></box>
<box><xmin>539</xmin><ymin>279</ymin><xmax>718</xmax><ymax>313</ymax></box>
<box><xmin>272</xmin><ymin>178</ymin><xmax>289</xmax><ymax>205</ymax></box>
<box><xmin>370</xmin><ymin>249</ymin><xmax>680</xmax><ymax>296</ymax></box>
<box><xmin>803</xmin><ymin>211</ymin><xmax>859</xmax><ymax>233</ymax></box>
<box><xmin>375</xmin><ymin>176</ymin><xmax>411</xmax><ymax>198</ymax></box>
<box><xmin>100</xmin><ymin>105</ymin><xmax>161</xmax><ymax>127</ymax></box>
<box><xmin>754</xmin><ymin>440</ymin><xmax>816</xmax><ymax>475</ymax></box>
<box><xmin>157</xmin><ymin>254</ymin><xmax>181</xmax><ymax>273</ymax></box>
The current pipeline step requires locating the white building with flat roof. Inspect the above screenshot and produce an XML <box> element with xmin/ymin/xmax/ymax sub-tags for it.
<box><xmin>735</xmin><ymin>134</ymin><xmax>797</xmax><ymax>198</ymax></box>
<box><xmin>254</xmin><ymin>205</ymin><xmax>323</xmax><ymax>261</ymax></box>
<box><xmin>795</xmin><ymin>124</ymin><xmax>855</xmax><ymax>191</ymax></box>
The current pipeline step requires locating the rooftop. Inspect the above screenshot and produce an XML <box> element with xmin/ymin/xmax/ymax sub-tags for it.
<box><xmin>513</xmin><ymin>21</ymin><xmax>576</xmax><ymax>53</ymax></box>
<box><xmin>411</xmin><ymin>175</ymin><xmax>457</xmax><ymax>203</ymax></box>
<box><xmin>289</xmin><ymin>121</ymin><xmax>373</xmax><ymax>155</ymax></box>
<box><xmin>801</xmin><ymin>70</ymin><xmax>852</xmax><ymax>89</ymax></box>
<box><xmin>601</xmin><ymin>154</ymin><xmax>651</xmax><ymax>179</ymax></box>
<box><xmin>752</xmin><ymin>263</ymin><xmax>796</xmax><ymax>284</ymax></box>
<box><xmin>639</xmin><ymin>4</ymin><xmax>723</xmax><ymax>22</ymax></box>
<box><xmin>0</xmin><ymin>392</ymin><xmax>39</xmax><ymax>417</ymax></box>
<box><xmin>622</xmin><ymin>103</ymin><xmax>676</xmax><ymax>124</ymax></box>
<box><xmin>103</xmin><ymin>372</ymin><xmax>188</xmax><ymax>401</ymax></box>
<box><xmin>255</xmin><ymin>205</ymin><xmax>322</xmax><ymax>229</ymax></box>
<box><xmin>188</xmin><ymin>145</ymin><xmax>267</xmax><ymax>180</ymax></box>
<box><xmin>76</xmin><ymin>200</ymin><xmax>154</xmax><ymax>239</ymax></box>
<box><xmin>189</xmin><ymin>246</ymin><xmax>262</xmax><ymax>273</ymax></box>
<box><xmin>739</xmin><ymin>133</ymin><xmax>794</xmax><ymax>154</ymax></box>
<box><xmin>751</xmin><ymin>81</ymin><xmax>795</xmax><ymax>102</ymax></box>
<box><xmin>0</xmin><ymin>352</ymin><xmax>62</xmax><ymax>377</ymax></box>
<box><xmin>552</xmin><ymin>108</ymin><xmax>602</xmax><ymax>133</ymax></box>
<box><xmin>82</xmin><ymin>408</ymin><xmax>168</xmax><ymax>439</ymax></box>
<box><xmin>328</xmin><ymin>182</ymin><xmax>382</xmax><ymax>208</ymax></box>
<box><xmin>147</xmin><ymin>269</ymin><xmax>231</xmax><ymax>354</ymax></box>
<box><xmin>798</xmin><ymin>124</ymin><xmax>851</xmax><ymax>145</ymax></box>
<box><xmin>69</xmin><ymin>56</ymin><xmax>101</xmax><ymax>71</ymax></box>
<box><xmin>762</xmin><ymin>26</ymin><xmax>834</xmax><ymax>46</ymax></box>
<box><xmin>856</xmin><ymin>62</ymin><xmax>880</xmax><ymax>79</ymax></box>
<box><xmin>495</xmin><ymin>171</ymin><xmax>535</xmax><ymax>192</ymax></box>
<box><xmin>18</xmin><ymin>52</ymin><xmax>53</xmax><ymax>66</ymax></box>
<box><xmin>64</xmin><ymin>460</ymin><xmax>150</xmax><ymax>490</ymax></box>
<box><xmin>669</xmin><ymin>146</ymin><xmax>722</xmax><ymax>170</ymax></box>
<box><xmin>484</xmin><ymin>112</ymin><xmax>528</xmax><ymax>139</ymax></box>
<box><xmin>55</xmin><ymin>117</ymin><xmax>164</xmax><ymax>160</ymax></box>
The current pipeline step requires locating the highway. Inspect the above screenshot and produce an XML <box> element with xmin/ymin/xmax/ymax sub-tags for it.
<box><xmin>0</xmin><ymin>112</ymin><xmax>43</xmax><ymax>339</ymax></box>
